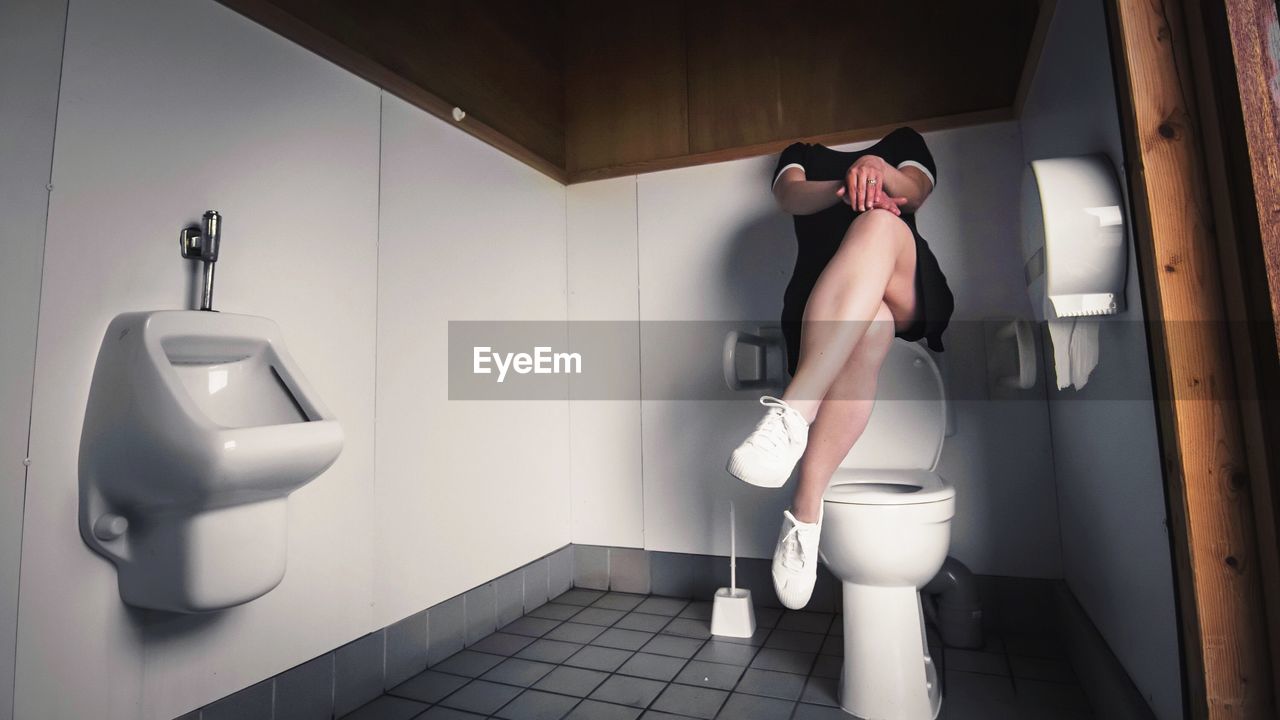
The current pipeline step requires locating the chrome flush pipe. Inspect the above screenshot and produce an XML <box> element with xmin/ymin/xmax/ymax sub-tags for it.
<box><xmin>179</xmin><ymin>210</ymin><xmax>222</xmax><ymax>311</ymax></box>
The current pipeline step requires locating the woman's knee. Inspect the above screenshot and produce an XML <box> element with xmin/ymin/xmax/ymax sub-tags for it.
<box><xmin>848</xmin><ymin>208</ymin><xmax>911</xmax><ymax>241</ymax></box>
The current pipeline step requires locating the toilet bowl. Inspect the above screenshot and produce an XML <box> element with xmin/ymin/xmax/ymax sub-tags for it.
<box><xmin>817</xmin><ymin>341</ymin><xmax>953</xmax><ymax>719</ymax></box>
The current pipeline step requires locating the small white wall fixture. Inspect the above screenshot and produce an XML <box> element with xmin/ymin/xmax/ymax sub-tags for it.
<box><xmin>79</xmin><ymin>310</ymin><xmax>343</xmax><ymax>613</ymax></box>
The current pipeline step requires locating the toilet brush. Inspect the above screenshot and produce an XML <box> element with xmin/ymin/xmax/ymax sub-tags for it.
<box><xmin>710</xmin><ymin>501</ymin><xmax>756</xmax><ymax>638</ymax></box>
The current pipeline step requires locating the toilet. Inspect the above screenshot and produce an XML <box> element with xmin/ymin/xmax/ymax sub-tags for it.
<box><xmin>818</xmin><ymin>340</ymin><xmax>954</xmax><ymax>720</ymax></box>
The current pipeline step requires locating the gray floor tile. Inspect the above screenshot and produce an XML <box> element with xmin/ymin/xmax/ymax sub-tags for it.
<box><xmin>763</xmin><ymin>629</ymin><xmax>824</xmax><ymax>653</ymax></box>
<box><xmin>589</xmin><ymin>674</ymin><xmax>667</xmax><ymax>708</ymax></box>
<box><xmin>710</xmin><ymin>627</ymin><xmax>769</xmax><ymax>646</ymax></box>
<box><xmin>947</xmin><ymin>649</ymin><xmax>1009</xmax><ymax>677</ymax></box>
<box><xmin>564</xmin><ymin>699</ymin><xmax>643</xmax><ymax>720</ymax></box>
<box><xmin>432</xmin><ymin>650</ymin><xmax>505</xmax><ymax>678</ymax></box>
<box><xmin>275</xmin><ymin>653</ymin><xmax>334</xmax><ymax>720</ymax></box>
<box><xmin>418</xmin><ymin>707</ymin><xmax>486</xmax><ymax>719</ymax></box>
<box><xmin>609</xmin><ymin>548</ymin><xmax>652</xmax><ymax>594</ymax></box>
<box><xmin>776</xmin><ymin>611</ymin><xmax>834</xmax><ymax>635</ymax></box>
<box><xmin>616</xmin><ymin>652</ymin><xmax>688</xmax><ymax>682</ymax></box>
<box><xmin>592</xmin><ymin>628</ymin><xmax>655</xmax><ymax>651</ymax></box>
<box><xmin>674</xmin><ymin>660</ymin><xmax>744</xmax><ymax>691</ymax></box>
<box><xmin>941</xmin><ymin>670</ymin><xmax>1017</xmax><ymax>719</ymax></box>
<box><xmin>339</xmin><ymin>695</ymin><xmax>428</xmax><ymax>720</ymax></box>
<box><xmin>516</xmin><ymin>639</ymin><xmax>586</xmax><ymax>664</ymax></box>
<box><xmin>385</xmin><ymin>610</ymin><xmax>430</xmax><ymax>689</ymax></box>
<box><xmin>528</xmin><ymin>602</ymin><xmax>583</xmax><ymax>621</ymax></box>
<box><xmin>810</xmin><ymin>655</ymin><xmax>841</xmax><ymax>679</ymax></box>
<box><xmin>614</xmin><ymin>612</ymin><xmax>672</xmax><ymax>633</ymax></box>
<box><xmin>634</xmin><ymin>597</ymin><xmax>688</xmax><ymax>616</ymax></box>
<box><xmin>388</xmin><ymin>669</ymin><xmax>469</xmax><ymax>704</ymax></box>
<box><xmin>502</xmin><ymin>616</ymin><xmax>563</xmax><ymax>638</ymax></box>
<box><xmin>754</xmin><ymin>607</ymin><xmax>783</xmax><ymax>629</ymax></box>
<box><xmin>677</xmin><ymin>601</ymin><xmax>712</xmax><ymax>620</ymax></box>
<box><xmin>660</xmin><ymin>618</ymin><xmax>711</xmax><ymax>640</ymax></box>
<box><xmin>429</xmin><ymin>596</ymin><xmax>467</xmax><ymax>666</ymax></box>
<box><xmin>1012</xmin><ymin>679</ymin><xmax>1092</xmax><ymax>718</ymax></box>
<box><xmin>554</xmin><ymin>589</ymin><xmax>607</xmax><ymax>607</ymax></box>
<box><xmin>533</xmin><ymin>666</ymin><xmax>610</xmax><ymax>697</ymax></box>
<box><xmin>546</xmin><ymin>622</ymin><xmax>607</xmax><ymax>644</ymax></box>
<box><xmin>640</xmin><ymin>634</ymin><xmax>703</xmax><ymax>659</ymax></box>
<box><xmin>575</xmin><ymin>546</ymin><xmax>610</xmax><ymax>590</ymax></box>
<box><xmin>693</xmin><ymin>640</ymin><xmax>760</xmax><ymax>666</ymax></box>
<box><xmin>649</xmin><ymin>683</ymin><xmax>729</xmax><ymax>719</ymax></box>
<box><xmin>639</xmin><ymin>712</ymin><xmax>691</xmax><ymax>720</ymax></box>
<box><xmin>1009</xmin><ymin>655</ymin><xmax>1075</xmax><ymax>683</ymax></box>
<box><xmin>494</xmin><ymin>689</ymin><xmax>580</xmax><ymax>720</ymax></box>
<box><xmin>735</xmin><ymin>668</ymin><xmax>806</xmax><ymax>701</ymax></box>
<box><xmin>203</xmin><ymin>678</ymin><xmax>273</xmax><ymax>720</ymax></box>
<box><xmin>438</xmin><ymin>679</ymin><xmax>523</xmax><ymax>715</ymax></box>
<box><xmin>593</xmin><ymin>593</ymin><xmax>647</xmax><ymax>612</ymax></box>
<box><xmin>564</xmin><ymin>645</ymin><xmax>633</xmax><ymax>672</ymax></box>
<box><xmin>471</xmin><ymin>632</ymin><xmax>536</xmax><ymax>657</ymax></box>
<box><xmin>817</xmin><ymin>635</ymin><xmax>842</xmax><ymax>656</ymax></box>
<box><xmin>1002</xmin><ymin>632</ymin><xmax>1064</xmax><ymax>659</ymax></box>
<box><xmin>715</xmin><ymin>692</ymin><xmax>794</xmax><ymax>720</ymax></box>
<box><xmin>481</xmin><ymin>657</ymin><xmax>557</xmax><ymax>687</ymax></box>
<box><xmin>748</xmin><ymin>648</ymin><xmax>815</xmax><ymax>675</ymax></box>
<box><xmin>572</xmin><ymin>607</ymin><xmax>627</xmax><ymax>627</ymax></box>
<box><xmin>335</xmin><ymin>633</ymin><xmax>386</xmax><ymax>717</ymax></box>
<box><xmin>792</xmin><ymin>703</ymin><xmax>853</xmax><ymax>719</ymax></box>
<box><xmin>798</xmin><ymin>674</ymin><xmax>839</xmax><ymax>707</ymax></box>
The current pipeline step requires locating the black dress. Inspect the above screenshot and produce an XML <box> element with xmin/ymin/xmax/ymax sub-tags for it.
<box><xmin>772</xmin><ymin>126</ymin><xmax>955</xmax><ymax>374</ymax></box>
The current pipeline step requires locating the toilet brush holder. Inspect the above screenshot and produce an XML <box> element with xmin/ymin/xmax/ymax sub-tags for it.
<box><xmin>710</xmin><ymin>587</ymin><xmax>756</xmax><ymax>638</ymax></box>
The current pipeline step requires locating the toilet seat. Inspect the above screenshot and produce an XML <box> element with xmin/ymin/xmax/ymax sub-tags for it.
<box><xmin>824</xmin><ymin>469</ymin><xmax>954</xmax><ymax>506</ymax></box>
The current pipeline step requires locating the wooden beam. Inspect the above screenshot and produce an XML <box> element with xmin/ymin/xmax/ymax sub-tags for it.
<box><xmin>1105</xmin><ymin>0</ymin><xmax>1275</xmax><ymax>717</ymax></box>
<box><xmin>567</xmin><ymin>107</ymin><xmax>1013</xmax><ymax>184</ymax></box>
<box><xmin>215</xmin><ymin>0</ymin><xmax>568</xmax><ymax>183</ymax></box>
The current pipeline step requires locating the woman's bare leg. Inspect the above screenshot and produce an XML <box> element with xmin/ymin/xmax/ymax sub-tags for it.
<box><xmin>789</xmin><ymin>303</ymin><xmax>896</xmax><ymax>523</ymax></box>
<box><xmin>782</xmin><ymin>208</ymin><xmax>918</xmax><ymax>422</ymax></box>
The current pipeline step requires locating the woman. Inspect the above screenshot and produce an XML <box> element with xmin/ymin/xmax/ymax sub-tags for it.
<box><xmin>726</xmin><ymin>127</ymin><xmax>954</xmax><ymax>609</ymax></box>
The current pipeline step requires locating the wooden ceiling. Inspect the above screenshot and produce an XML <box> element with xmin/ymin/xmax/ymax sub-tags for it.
<box><xmin>218</xmin><ymin>0</ymin><xmax>1046</xmax><ymax>183</ymax></box>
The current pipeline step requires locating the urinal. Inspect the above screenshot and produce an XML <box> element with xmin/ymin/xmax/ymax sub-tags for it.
<box><xmin>79</xmin><ymin>310</ymin><xmax>343</xmax><ymax>613</ymax></box>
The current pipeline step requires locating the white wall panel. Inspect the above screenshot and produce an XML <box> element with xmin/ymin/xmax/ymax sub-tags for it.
<box><xmin>566</xmin><ymin>178</ymin><xmax>645</xmax><ymax>547</ymax></box>
<box><xmin>14</xmin><ymin>1</ymin><xmax>380</xmax><ymax>718</ymax></box>
<box><xmin>375</xmin><ymin>94</ymin><xmax>571</xmax><ymax>626</ymax></box>
<box><xmin>1019</xmin><ymin>0</ymin><xmax>1180</xmax><ymax>715</ymax></box>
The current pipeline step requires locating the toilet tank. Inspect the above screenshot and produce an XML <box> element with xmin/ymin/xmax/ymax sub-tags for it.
<box><xmin>837</xmin><ymin>341</ymin><xmax>946</xmax><ymax>471</ymax></box>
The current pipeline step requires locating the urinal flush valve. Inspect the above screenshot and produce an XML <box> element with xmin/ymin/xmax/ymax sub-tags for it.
<box><xmin>179</xmin><ymin>210</ymin><xmax>222</xmax><ymax>311</ymax></box>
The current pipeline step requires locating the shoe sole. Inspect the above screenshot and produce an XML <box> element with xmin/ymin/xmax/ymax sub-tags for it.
<box><xmin>726</xmin><ymin>452</ymin><xmax>788</xmax><ymax>488</ymax></box>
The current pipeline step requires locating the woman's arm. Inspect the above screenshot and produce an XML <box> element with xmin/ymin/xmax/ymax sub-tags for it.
<box><xmin>844</xmin><ymin>155</ymin><xmax>933</xmax><ymax>214</ymax></box>
<box><xmin>773</xmin><ymin>167</ymin><xmax>909</xmax><ymax>216</ymax></box>
<box><xmin>772</xmin><ymin>168</ymin><xmax>845</xmax><ymax>215</ymax></box>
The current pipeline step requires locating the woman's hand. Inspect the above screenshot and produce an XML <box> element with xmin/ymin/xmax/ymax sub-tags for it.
<box><xmin>844</xmin><ymin>155</ymin><xmax>891</xmax><ymax>211</ymax></box>
<box><xmin>836</xmin><ymin>182</ymin><xmax>908</xmax><ymax>216</ymax></box>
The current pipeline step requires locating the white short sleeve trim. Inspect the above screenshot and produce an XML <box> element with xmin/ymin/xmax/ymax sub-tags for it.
<box><xmin>896</xmin><ymin>160</ymin><xmax>935</xmax><ymax>187</ymax></box>
<box><xmin>772</xmin><ymin>163</ymin><xmax>805</xmax><ymax>189</ymax></box>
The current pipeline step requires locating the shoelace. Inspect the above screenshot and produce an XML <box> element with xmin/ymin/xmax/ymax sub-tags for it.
<box><xmin>779</xmin><ymin>514</ymin><xmax>816</xmax><ymax>571</ymax></box>
<box><xmin>748</xmin><ymin>396</ymin><xmax>796</xmax><ymax>452</ymax></box>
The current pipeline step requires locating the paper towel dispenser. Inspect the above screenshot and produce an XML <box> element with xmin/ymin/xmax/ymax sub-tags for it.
<box><xmin>1020</xmin><ymin>154</ymin><xmax>1127</xmax><ymax>320</ymax></box>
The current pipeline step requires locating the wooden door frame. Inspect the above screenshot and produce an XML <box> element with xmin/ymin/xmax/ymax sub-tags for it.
<box><xmin>1105</xmin><ymin>0</ymin><xmax>1280</xmax><ymax>717</ymax></box>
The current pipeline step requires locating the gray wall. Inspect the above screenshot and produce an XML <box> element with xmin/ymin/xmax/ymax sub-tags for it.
<box><xmin>1018</xmin><ymin>1</ymin><xmax>1181</xmax><ymax>717</ymax></box>
<box><xmin>0</xmin><ymin>2</ymin><xmax>67</xmax><ymax>719</ymax></box>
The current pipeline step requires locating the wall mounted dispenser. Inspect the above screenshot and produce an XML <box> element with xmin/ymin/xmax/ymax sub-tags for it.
<box><xmin>78</xmin><ymin>214</ymin><xmax>343</xmax><ymax>612</ymax></box>
<box><xmin>1021</xmin><ymin>155</ymin><xmax>1128</xmax><ymax>390</ymax></box>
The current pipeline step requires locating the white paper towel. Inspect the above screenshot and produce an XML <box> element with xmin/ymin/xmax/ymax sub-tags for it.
<box><xmin>1046</xmin><ymin>317</ymin><xmax>1100</xmax><ymax>390</ymax></box>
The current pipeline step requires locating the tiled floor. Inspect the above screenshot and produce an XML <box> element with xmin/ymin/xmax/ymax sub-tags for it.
<box><xmin>340</xmin><ymin>589</ymin><xmax>1093</xmax><ymax>720</ymax></box>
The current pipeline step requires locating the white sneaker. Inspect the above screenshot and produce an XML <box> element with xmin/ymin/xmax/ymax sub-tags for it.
<box><xmin>772</xmin><ymin>508</ymin><xmax>823</xmax><ymax>610</ymax></box>
<box><xmin>726</xmin><ymin>396</ymin><xmax>809</xmax><ymax>488</ymax></box>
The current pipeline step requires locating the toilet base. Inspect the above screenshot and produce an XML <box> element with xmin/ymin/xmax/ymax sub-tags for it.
<box><xmin>838</xmin><ymin>583</ymin><xmax>941</xmax><ymax>720</ymax></box>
